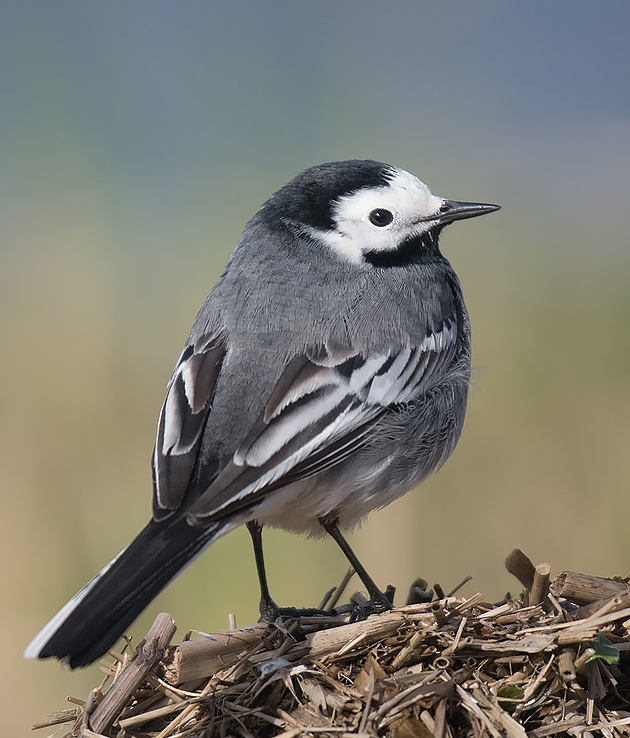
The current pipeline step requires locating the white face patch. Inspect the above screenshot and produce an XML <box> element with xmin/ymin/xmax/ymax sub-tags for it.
<box><xmin>312</xmin><ymin>168</ymin><xmax>445</xmax><ymax>264</ymax></box>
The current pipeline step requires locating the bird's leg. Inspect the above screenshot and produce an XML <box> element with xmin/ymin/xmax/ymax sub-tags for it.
<box><xmin>247</xmin><ymin>520</ymin><xmax>330</xmax><ymax>621</ymax></box>
<box><xmin>246</xmin><ymin>520</ymin><xmax>280</xmax><ymax>622</ymax></box>
<box><xmin>319</xmin><ymin>514</ymin><xmax>393</xmax><ymax>619</ymax></box>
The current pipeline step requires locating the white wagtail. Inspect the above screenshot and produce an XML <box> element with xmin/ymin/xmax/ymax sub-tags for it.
<box><xmin>25</xmin><ymin>160</ymin><xmax>499</xmax><ymax>667</ymax></box>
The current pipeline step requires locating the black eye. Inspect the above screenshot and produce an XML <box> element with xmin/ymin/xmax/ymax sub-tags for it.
<box><xmin>368</xmin><ymin>208</ymin><xmax>394</xmax><ymax>227</ymax></box>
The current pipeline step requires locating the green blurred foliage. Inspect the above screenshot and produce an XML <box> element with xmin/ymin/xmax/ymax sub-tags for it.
<box><xmin>1</xmin><ymin>2</ymin><xmax>630</xmax><ymax>735</ymax></box>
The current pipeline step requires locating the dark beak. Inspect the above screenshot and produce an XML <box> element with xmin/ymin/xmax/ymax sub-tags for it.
<box><xmin>436</xmin><ymin>200</ymin><xmax>501</xmax><ymax>225</ymax></box>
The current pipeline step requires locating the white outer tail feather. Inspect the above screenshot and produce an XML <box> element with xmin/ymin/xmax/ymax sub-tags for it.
<box><xmin>24</xmin><ymin>544</ymin><xmax>129</xmax><ymax>660</ymax></box>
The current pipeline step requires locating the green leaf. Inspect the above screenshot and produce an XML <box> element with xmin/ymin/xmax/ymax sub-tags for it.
<box><xmin>497</xmin><ymin>684</ymin><xmax>525</xmax><ymax>700</ymax></box>
<box><xmin>585</xmin><ymin>633</ymin><xmax>620</xmax><ymax>665</ymax></box>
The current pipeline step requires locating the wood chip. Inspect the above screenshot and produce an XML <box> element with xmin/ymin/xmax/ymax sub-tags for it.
<box><xmin>89</xmin><ymin>612</ymin><xmax>176</xmax><ymax>734</ymax></box>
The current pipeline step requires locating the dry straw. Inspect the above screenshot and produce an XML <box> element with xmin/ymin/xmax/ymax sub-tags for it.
<box><xmin>34</xmin><ymin>550</ymin><xmax>630</xmax><ymax>737</ymax></box>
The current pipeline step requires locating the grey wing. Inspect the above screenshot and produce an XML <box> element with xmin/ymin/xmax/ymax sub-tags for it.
<box><xmin>152</xmin><ymin>335</ymin><xmax>226</xmax><ymax>518</ymax></box>
<box><xmin>185</xmin><ymin>317</ymin><xmax>459</xmax><ymax>523</ymax></box>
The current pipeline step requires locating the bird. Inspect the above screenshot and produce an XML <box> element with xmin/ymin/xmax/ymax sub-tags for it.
<box><xmin>25</xmin><ymin>159</ymin><xmax>499</xmax><ymax>668</ymax></box>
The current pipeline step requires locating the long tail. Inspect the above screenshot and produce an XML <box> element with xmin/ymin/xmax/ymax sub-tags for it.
<box><xmin>25</xmin><ymin>516</ymin><xmax>225</xmax><ymax>668</ymax></box>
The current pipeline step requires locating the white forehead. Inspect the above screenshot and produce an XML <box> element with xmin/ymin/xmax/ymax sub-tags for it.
<box><xmin>332</xmin><ymin>168</ymin><xmax>444</xmax><ymax>226</ymax></box>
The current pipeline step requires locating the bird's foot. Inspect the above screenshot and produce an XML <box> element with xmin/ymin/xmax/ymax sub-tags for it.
<box><xmin>258</xmin><ymin>598</ymin><xmax>330</xmax><ymax>622</ymax></box>
<box><xmin>348</xmin><ymin>585</ymin><xmax>395</xmax><ymax>622</ymax></box>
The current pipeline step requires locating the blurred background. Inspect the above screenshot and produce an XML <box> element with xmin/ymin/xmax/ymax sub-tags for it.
<box><xmin>2</xmin><ymin>1</ymin><xmax>630</xmax><ymax>733</ymax></box>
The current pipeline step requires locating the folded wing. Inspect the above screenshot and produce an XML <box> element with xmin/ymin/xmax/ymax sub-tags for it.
<box><xmin>155</xmin><ymin>318</ymin><xmax>458</xmax><ymax>523</ymax></box>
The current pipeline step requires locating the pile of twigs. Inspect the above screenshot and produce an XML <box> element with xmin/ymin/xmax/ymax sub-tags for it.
<box><xmin>34</xmin><ymin>550</ymin><xmax>630</xmax><ymax>737</ymax></box>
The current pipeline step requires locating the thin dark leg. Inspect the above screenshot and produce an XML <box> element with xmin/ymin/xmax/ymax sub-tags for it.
<box><xmin>247</xmin><ymin>519</ymin><xmax>339</xmax><ymax>621</ymax></box>
<box><xmin>319</xmin><ymin>515</ymin><xmax>393</xmax><ymax>616</ymax></box>
<box><xmin>246</xmin><ymin>520</ymin><xmax>279</xmax><ymax>621</ymax></box>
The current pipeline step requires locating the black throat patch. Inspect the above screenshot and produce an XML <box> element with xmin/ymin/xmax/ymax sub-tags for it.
<box><xmin>363</xmin><ymin>228</ymin><xmax>443</xmax><ymax>268</ymax></box>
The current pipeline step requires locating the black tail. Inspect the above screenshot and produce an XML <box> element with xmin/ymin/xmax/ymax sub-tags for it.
<box><xmin>25</xmin><ymin>516</ymin><xmax>224</xmax><ymax>668</ymax></box>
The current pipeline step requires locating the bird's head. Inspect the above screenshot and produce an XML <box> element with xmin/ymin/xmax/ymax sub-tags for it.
<box><xmin>263</xmin><ymin>159</ymin><xmax>500</xmax><ymax>267</ymax></box>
